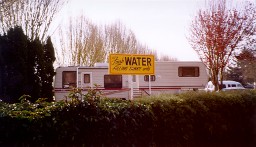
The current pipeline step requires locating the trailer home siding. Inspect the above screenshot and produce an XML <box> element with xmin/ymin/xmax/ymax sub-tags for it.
<box><xmin>54</xmin><ymin>66</ymin><xmax>130</xmax><ymax>101</ymax></box>
<box><xmin>54</xmin><ymin>62</ymin><xmax>208</xmax><ymax>101</ymax></box>
<box><xmin>139</xmin><ymin>62</ymin><xmax>207</xmax><ymax>87</ymax></box>
<box><xmin>138</xmin><ymin>62</ymin><xmax>207</xmax><ymax>96</ymax></box>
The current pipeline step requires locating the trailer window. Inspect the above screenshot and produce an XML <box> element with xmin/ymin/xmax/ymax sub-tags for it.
<box><xmin>62</xmin><ymin>71</ymin><xmax>77</xmax><ymax>88</ymax></box>
<box><xmin>84</xmin><ymin>74</ymin><xmax>90</xmax><ymax>83</ymax></box>
<box><xmin>178</xmin><ymin>67</ymin><xmax>199</xmax><ymax>77</ymax></box>
<box><xmin>144</xmin><ymin>75</ymin><xmax>156</xmax><ymax>81</ymax></box>
<box><xmin>104</xmin><ymin>75</ymin><xmax>122</xmax><ymax>88</ymax></box>
<box><xmin>132</xmin><ymin>75</ymin><xmax>136</xmax><ymax>82</ymax></box>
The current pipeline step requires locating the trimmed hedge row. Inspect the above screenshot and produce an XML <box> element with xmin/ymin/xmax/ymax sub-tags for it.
<box><xmin>1</xmin><ymin>90</ymin><xmax>256</xmax><ymax>146</ymax></box>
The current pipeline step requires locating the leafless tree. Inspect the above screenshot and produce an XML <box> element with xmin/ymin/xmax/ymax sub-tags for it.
<box><xmin>158</xmin><ymin>54</ymin><xmax>177</xmax><ymax>61</ymax></box>
<box><xmin>103</xmin><ymin>21</ymin><xmax>159</xmax><ymax>62</ymax></box>
<box><xmin>105</xmin><ymin>22</ymin><xmax>134</xmax><ymax>53</ymax></box>
<box><xmin>188</xmin><ymin>0</ymin><xmax>256</xmax><ymax>91</ymax></box>
<box><xmin>0</xmin><ymin>0</ymin><xmax>67</xmax><ymax>41</ymax></box>
<box><xmin>55</xmin><ymin>16</ymin><xmax>158</xmax><ymax>66</ymax></box>
<box><xmin>56</xmin><ymin>15</ymin><xmax>105</xmax><ymax>66</ymax></box>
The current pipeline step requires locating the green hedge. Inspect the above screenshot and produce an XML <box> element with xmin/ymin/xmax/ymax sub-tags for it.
<box><xmin>1</xmin><ymin>90</ymin><xmax>256</xmax><ymax>146</ymax></box>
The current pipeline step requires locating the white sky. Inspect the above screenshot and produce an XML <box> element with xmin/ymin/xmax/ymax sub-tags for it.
<box><xmin>59</xmin><ymin>0</ymin><xmax>248</xmax><ymax>61</ymax></box>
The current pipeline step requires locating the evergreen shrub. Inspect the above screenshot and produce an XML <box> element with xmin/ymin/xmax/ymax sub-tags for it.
<box><xmin>0</xmin><ymin>89</ymin><xmax>256</xmax><ymax>146</ymax></box>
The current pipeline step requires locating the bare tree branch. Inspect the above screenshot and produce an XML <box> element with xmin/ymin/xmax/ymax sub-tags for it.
<box><xmin>0</xmin><ymin>0</ymin><xmax>68</xmax><ymax>42</ymax></box>
<box><xmin>55</xmin><ymin>16</ymin><xmax>159</xmax><ymax>66</ymax></box>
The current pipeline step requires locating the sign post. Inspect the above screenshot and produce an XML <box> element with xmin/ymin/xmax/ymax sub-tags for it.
<box><xmin>149</xmin><ymin>75</ymin><xmax>151</xmax><ymax>95</ymax></box>
<box><xmin>109</xmin><ymin>54</ymin><xmax>155</xmax><ymax>99</ymax></box>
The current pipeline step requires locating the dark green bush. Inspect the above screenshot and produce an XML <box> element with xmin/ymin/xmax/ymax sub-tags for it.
<box><xmin>0</xmin><ymin>90</ymin><xmax>256</xmax><ymax>146</ymax></box>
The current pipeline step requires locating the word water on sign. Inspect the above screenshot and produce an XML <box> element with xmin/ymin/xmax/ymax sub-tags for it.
<box><xmin>109</xmin><ymin>54</ymin><xmax>155</xmax><ymax>75</ymax></box>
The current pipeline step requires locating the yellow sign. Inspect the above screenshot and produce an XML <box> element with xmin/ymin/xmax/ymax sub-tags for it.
<box><xmin>109</xmin><ymin>54</ymin><xmax>155</xmax><ymax>75</ymax></box>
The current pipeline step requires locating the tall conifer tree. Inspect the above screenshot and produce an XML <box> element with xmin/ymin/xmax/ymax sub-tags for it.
<box><xmin>41</xmin><ymin>37</ymin><xmax>56</xmax><ymax>101</ymax></box>
<box><xmin>0</xmin><ymin>27</ymin><xmax>56</xmax><ymax>102</ymax></box>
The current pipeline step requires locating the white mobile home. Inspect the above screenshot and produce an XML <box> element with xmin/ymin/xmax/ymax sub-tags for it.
<box><xmin>54</xmin><ymin>61</ymin><xmax>208</xmax><ymax>101</ymax></box>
